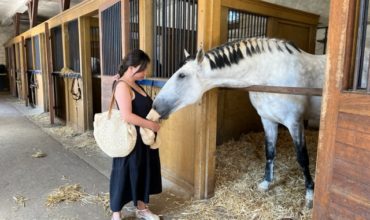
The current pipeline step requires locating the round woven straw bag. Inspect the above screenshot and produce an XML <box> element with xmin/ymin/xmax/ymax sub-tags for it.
<box><xmin>93</xmin><ymin>80</ymin><xmax>137</xmax><ymax>157</ymax></box>
<box><xmin>93</xmin><ymin>109</ymin><xmax>136</xmax><ymax>157</ymax></box>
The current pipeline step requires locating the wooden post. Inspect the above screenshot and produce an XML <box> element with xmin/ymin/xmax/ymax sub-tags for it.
<box><xmin>122</xmin><ymin>0</ymin><xmax>130</xmax><ymax>56</ymax></box>
<box><xmin>193</xmin><ymin>0</ymin><xmax>221</xmax><ymax>199</ymax></box>
<box><xmin>61</xmin><ymin>23</ymin><xmax>70</xmax><ymax>123</ymax></box>
<box><xmin>45</xmin><ymin>23</ymin><xmax>55</xmax><ymax>124</ymax></box>
<box><xmin>139</xmin><ymin>0</ymin><xmax>153</xmax><ymax>76</ymax></box>
<box><xmin>14</xmin><ymin>13</ymin><xmax>20</xmax><ymax>36</ymax></box>
<box><xmin>27</xmin><ymin>0</ymin><xmax>39</xmax><ymax>28</ymax></box>
<box><xmin>61</xmin><ymin>0</ymin><xmax>71</xmax><ymax>11</ymax></box>
<box><xmin>79</xmin><ymin>16</ymin><xmax>93</xmax><ymax>130</ymax></box>
<box><xmin>39</xmin><ymin>33</ymin><xmax>49</xmax><ymax>112</ymax></box>
<box><xmin>21</xmin><ymin>37</ymin><xmax>29</xmax><ymax>106</ymax></box>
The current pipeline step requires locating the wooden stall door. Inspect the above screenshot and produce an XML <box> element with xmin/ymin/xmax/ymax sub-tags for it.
<box><xmin>313</xmin><ymin>0</ymin><xmax>370</xmax><ymax>218</ymax></box>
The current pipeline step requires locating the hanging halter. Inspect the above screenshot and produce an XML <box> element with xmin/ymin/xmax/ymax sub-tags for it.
<box><xmin>71</xmin><ymin>77</ymin><xmax>81</xmax><ymax>101</ymax></box>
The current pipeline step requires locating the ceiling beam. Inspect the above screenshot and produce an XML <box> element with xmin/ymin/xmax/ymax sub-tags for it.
<box><xmin>27</xmin><ymin>0</ymin><xmax>39</xmax><ymax>28</ymax></box>
<box><xmin>13</xmin><ymin>13</ymin><xmax>20</xmax><ymax>36</ymax></box>
<box><xmin>61</xmin><ymin>0</ymin><xmax>71</xmax><ymax>11</ymax></box>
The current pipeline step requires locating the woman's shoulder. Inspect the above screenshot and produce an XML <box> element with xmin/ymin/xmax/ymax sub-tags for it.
<box><xmin>114</xmin><ymin>80</ymin><xmax>135</xmax><ymax>100</ymax></box>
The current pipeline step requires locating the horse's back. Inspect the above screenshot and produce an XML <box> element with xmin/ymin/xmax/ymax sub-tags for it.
<box><xmin>249</xmin><ymin>52</ymin><xmax>325</xmax><ymax>126</ymax></box>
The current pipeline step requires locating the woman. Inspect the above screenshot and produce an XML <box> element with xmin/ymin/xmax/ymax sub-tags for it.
<box><xmin>110</xmin><ymin>49</ymin><xmax>162</xmax><ymax>220</ymax></box>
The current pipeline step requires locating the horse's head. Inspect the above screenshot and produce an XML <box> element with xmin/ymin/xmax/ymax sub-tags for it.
<box><xmin>153</xmin><ymin>49</ymin><xmax>209</xmax><ymax>118</ymax></box>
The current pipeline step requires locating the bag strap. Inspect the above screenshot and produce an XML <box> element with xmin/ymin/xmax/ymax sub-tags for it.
<box><xmin>108</xmin><ymin>79</ymin><xmax>130</xmax><ymax>119</ymax></box>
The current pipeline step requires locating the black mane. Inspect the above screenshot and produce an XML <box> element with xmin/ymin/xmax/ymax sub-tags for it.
<box><xmin>204</xmin><ymin>38</ymin><xmax>301</xmax><ymax>70</ymax></box>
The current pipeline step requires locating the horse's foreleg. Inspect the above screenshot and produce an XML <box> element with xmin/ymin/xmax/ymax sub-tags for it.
<box><xmin>287</xmin><ymin>122</ymin><xmax>315</xmax><ymax>207</ymax></box>
<box><xmin>258</xmin><ymin>118</ymin><xmax>278</xmax><ymax>192</ymax></box>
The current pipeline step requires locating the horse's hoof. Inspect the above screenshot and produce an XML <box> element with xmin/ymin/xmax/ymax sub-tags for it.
<box><xmin>257</xmin><ymin>180</ymin><xmax>270</xmax><ymax>192</ymax></box>
<box><xmin>305</xmin><ymin>199</ymin><xmax>313</xmax><ymax>209</ymax></box>
<box><xmin>305</xmin><ymin>189</ymin><xmax>314</xmax><ymax>209</ymax></box>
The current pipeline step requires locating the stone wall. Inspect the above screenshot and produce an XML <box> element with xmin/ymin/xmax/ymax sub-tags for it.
<box><xmin>0</xmin><ymin>26</ymin><xmax>14</xmax><ymax>65</ymax></box>
<box><xmin>0</xmin><ymin>24</ymin><xmax>29</xmax><ymax>65</ymax></box>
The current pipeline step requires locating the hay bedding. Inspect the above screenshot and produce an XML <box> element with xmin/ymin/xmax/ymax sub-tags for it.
<box><xmin>165</xmin><ymin>129</ymin><xmax>318</xmax><ymax>220</ymax></box>
<box><xmin>46</xmin><ymin>184</ymin><xmax>109</xmax><ymax>212</ymax></box>
<box><xmin>29</xmin><ymin>113</ymin><xmax>99</xmax><ymax>153</ymax></box>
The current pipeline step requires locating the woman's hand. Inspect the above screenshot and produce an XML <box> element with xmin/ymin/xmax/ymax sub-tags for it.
<box><xmin>148</xmin><ymin>120</ymin><xmax>160</xmax><ymax>132</ymax></box>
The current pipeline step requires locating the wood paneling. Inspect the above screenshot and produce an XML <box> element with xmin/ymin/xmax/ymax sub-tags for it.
<box><xmin>313</xmin><ymin>0</ymin><xmax>370</xmax><ymax>218</ymax></box>
<box><xmin>221</xmin><ymin>0</ymin><xmax>319</xmax><ymax>25</ymax></box>
<box><xmin>335</xmin><ymin>142</ymin><xmax>370</xmax><ymax>169</ymax></box>
<box><xmin>332</xmin><ymin>160</ymin><xmax>370</xmax><ymax>200</ymax></box>
<box><xmin>329</xmin><ymin>189</ymin><xmax>370</xmax><ymax>219</ymax></box>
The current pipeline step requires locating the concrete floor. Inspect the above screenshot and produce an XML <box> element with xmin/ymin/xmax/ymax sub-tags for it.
<box><xmin>0</xmin><ymin>93</ymin><xmax>185</xmax><ymax>220</ymax></box>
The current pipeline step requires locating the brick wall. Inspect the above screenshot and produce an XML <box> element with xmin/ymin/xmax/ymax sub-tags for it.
<box><xmin>0</xmin><ymin>26</ymin><xmax>14</xmax><ymax>65</ymax></box>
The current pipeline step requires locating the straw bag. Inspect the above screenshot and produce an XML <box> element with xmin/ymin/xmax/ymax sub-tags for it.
<box><xmin>93</xmin><ymin>81</ymin><xmax>137</xmax><ymax>157</ymax></box>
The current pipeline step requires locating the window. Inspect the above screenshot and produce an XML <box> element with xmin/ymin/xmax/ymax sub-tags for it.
<box><xmin>353</xmin><ymin>0</ymin><xmax>370</xmax><ymax>91</ymax></box>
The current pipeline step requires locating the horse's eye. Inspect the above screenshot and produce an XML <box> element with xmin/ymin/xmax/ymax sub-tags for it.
<box><xmin>178</xmin><ymin>73</ymin><xmax>186</xmax><ymax>79</ymax></box>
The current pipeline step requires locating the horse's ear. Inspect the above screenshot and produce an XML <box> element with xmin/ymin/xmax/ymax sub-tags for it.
<box><xmin>196</xmin><ymin>49</ymin><xmax>204</xmax><ymax>64</ymax></box>
<box><xmin>184</xmin><ymin>49</ymin><xmax>190</xmax><ymax>58</ymax></box>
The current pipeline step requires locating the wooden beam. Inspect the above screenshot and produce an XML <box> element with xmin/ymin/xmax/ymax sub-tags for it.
<box><xmin>45</xmin><ymin>23</ymin><xmax>55</xmax><ymax>124</ymax></box>
<box><xmin>21</xmin><ymin>37</ymin><xmax>29</xmax><ymax>106</ymax></box>
<box><xmin>223</xmin><ymin>86</ymin><xmax>323</xmax><ymax>96</ymax></box>
<box><xmin>28</xmin><ymin>0</ymin><xmax>39</xmax><ymax>28</ymax></box>
<box><xmin>122</xmin><ymin>0</ymin><xmax>130</xmax><ymax>56</ymax></box>
<box><xmin>79</xmin><ymin>16</ymin><xmax>93</xmax><ymax>130</ymax></box>
<box><xmin>193</xmin><ymin>0</ymin><xmax>221</xmax><ymax>200</ymax></box>
<box><xmin>139</xmin><ymin>0</ymin><xmax>153</xmax><ymax>76</ymax></box>
<box><xmin>61</xmin><ymin>0</ymin><xmax>71</xmax><ymax>11</ymax></box>
<box><xmin>14</xmin><ymin>13</ymin><xmax>21</xmax><ymax>36</ymax></box>
<box><xmin>27</xmin><ymin>1</ymin><xmax>32</xmax><ymax>27</ymax></box>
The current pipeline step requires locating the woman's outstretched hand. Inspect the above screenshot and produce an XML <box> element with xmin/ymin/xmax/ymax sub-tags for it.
<box><xmin>149</xmin><ymin>121</ymin><xmax>160</xmax><ymax>132</ymax></box>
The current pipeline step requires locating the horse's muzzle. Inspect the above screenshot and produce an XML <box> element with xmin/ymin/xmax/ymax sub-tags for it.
<box><xmin>152</xmin><ymin>102</ymin><xmax>171</xmax><ymax>119</ymax></box>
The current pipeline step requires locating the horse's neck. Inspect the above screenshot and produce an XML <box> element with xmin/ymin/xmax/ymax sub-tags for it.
<box><xmin>204</xmin><ymin>56</ymin><xmax>275</xmax><ymax>89</ymax></box>
<box><xmin>204</xmin><ymin>52</ymin><xmax>325</xmax><ymax>89</ymax></box>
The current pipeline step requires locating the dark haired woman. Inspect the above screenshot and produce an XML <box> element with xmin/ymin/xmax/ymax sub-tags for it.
<box><xmin>110</xmin><ymin>49</ymin><xmax>162</xmax><ymax>220</ymax></box>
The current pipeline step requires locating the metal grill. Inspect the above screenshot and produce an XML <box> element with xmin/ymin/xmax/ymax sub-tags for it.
<box><xmin>90</xmin><ymin>26</ymin><xmax>100</xmax><ymax>75</ymax></box>
<box><xmin>51</xmin><ymin>26</ymin><xmax>64</xmax><ymax>71</ymax></box>
<box><xmin>101</xmin><ymin>1</ymin><xmax>122</xmax><ymax>76</ymax></box>
<box><xmin>25</xmin><ymin>38</ymin><xmax>33</xmax><ymax>70</ymax></box>
<box><xmin>153</xmin><ymin>0</ymin><xmax>198</xmax><ymax>78</ymax></box>
<box><xmin>33</xmin><ymin>36</ymin><xmax>41</xmax><ymax>70</ymax></box>
<box><xmin>130</xmin><ymin>0</ymin><xmax>140</xmax><ymax>50</ymax></box>
<box><xmin>353</xmin><ymin>0</ymin><xmax>370</xmax><ymax>91</ymax></box>
<box><xmin>68</xmin><ymin>19</ymin><xmax>80</xmax><ymax>72</ymax></box>
<box><xmin>227</xmin><ymin>9</ymin><xmax>268</xmax><ymax>42</ymax></box>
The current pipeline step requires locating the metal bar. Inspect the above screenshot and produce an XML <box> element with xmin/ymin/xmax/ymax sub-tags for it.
<box><xmin>353</xmin><ymin>0</ymin><xmax>368</xmax><ymax>90</ymax></box>
<box><xmin>241</xmin><ymin>12</ymin><xmax>244</xmax><ymax>38</ymax></box>
<box><xmin>191</xmin><ymin>0</ymin><xmax>195</xmax><ymax>53</ymax></box>
<box><xmin>194</xmin><ymin>0</ymin><xmax>197</xmax><ymax>53</ymax></box>
<box><xmin>237</xmin><ymin>11</ymin><xmax>241</xmax><ymax>39</ymax></box>
<box><xmin>163</xmin><ymin>0</ymin><xmax>167</xmax><ymax>77</ymax></box>
<box><xmin>174</xmin><ymin>0</ymin><xmax>178</xmax><ymax>71</ymax></box>
<box><xmin>136</xmin><ymin>0</ymin><xmax>139</xmax><ymax>49</ymax></box>
<box><xmin>153</xmin><ymin>0</ymin><xmax>157</xmax><ymax>76</ymax></box>
<box><xmin>223</xmin><ymin>85</ymin><xmax>323</xmax><ymax>96</ymax></box>
<box><xmin>186</xmin><ymin>0</ymin><xmax>190</xmax><ymax>52</ymax></box>
<box><xmin>233</xmin><ymin>10</ymin><xmax>236</xmax><ymax>40</ymax></box>
<box><xmin>169</xmin><ymin>0</ymin><xmax>173</xmax><ymax>74</ymax></box>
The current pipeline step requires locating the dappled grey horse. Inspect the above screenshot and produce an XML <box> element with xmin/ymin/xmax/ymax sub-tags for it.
<box><xmin>152</xmin><ymin>37</ymin><xmax>326</xmax><ymax>206</ymax></box>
